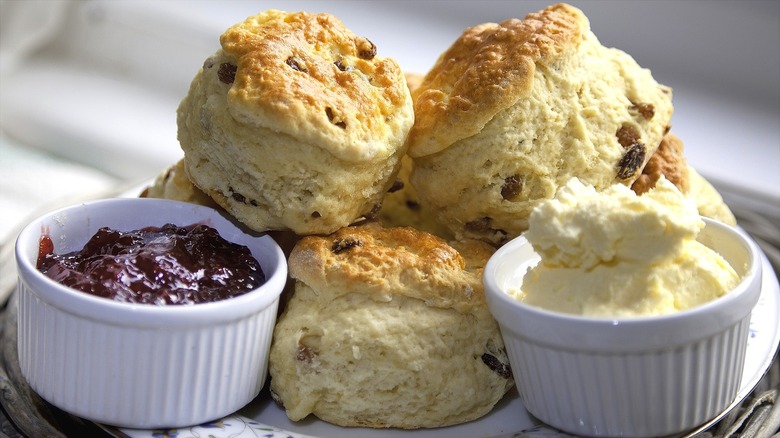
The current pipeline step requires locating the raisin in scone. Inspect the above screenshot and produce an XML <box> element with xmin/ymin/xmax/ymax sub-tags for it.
<box><xmin>269</xmin><ymin>223</ymin><xmax>513</xmax><ymax>429</ymax></box>
<box><xmin>177</xmin><ymin>10</ymin><xmax>413</xmax><ymax>235</ymax></box>
<box><xmin>406</xmin><ymin>3</ymin><xmax>673</xmax><ymax>245</ymax></box>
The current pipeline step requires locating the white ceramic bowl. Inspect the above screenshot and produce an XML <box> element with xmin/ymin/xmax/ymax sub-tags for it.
<box><xmin>484</xmin><ymin>218</ymin><xmax>762</xmax><ymax>437</ymax></box>
<box><xmin>15</xmin><ymin>198</ymin><xmax>287</xmax><ymax>428</ymax></box>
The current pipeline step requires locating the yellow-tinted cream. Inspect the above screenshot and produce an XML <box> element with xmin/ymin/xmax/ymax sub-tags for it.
<box><xmin>516</xmin><ymin>177</ymin><xmax>740</xmax><ymax>317</ymax></box>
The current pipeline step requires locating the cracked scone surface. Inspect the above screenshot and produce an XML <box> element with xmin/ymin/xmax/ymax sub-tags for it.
<box><xmin>407</xmin><ymin>3</ymin><xmax>673</xmax><ymax>244</ymax></box>
<box><xmin>177</xmin><ymin>10</ymin><xmax>413</xmax><ymax>234</ymax></box>
<box><xmin>269</xmin><ymin>223</ymin><xmax>513</xmax><ymax>429</ymax></box>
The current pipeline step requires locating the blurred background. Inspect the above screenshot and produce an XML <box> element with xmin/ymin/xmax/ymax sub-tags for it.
<box><xmin>1</xmin><ymin>0</ymin><xmax>778</xmax><ymax>244</ymax></box>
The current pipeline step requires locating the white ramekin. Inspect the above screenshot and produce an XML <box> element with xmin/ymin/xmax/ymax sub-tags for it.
<box><xmin>484</xmin><ymin>217</ymin><xmax>762</xmax><ymax>437</ymax></box>
<box><xmin>15</xmin><ymin>198</ymin><xmax>287</xmax><ymax>428</ymax></box>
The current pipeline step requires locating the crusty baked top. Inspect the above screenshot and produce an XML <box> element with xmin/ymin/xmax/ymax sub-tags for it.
<box><xmin>219</xmin><ymin>10</ymin><xmax>413</xmax><ymax>161</ymax></box>
<box><xmin>406</xmin><ymin>3</ymin><xmax>586</xmax><ymax>157</ymax></box>
<box><xmin>288</xmin><ymin>223</ymin><xmax>493</xmax><ymax>313</ymax></box>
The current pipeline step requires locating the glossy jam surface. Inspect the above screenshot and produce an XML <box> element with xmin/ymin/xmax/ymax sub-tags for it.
<box><xmin>37</xmin><ymin>223</ymin><xmax>266</xmax><ymax>305</ymax></box>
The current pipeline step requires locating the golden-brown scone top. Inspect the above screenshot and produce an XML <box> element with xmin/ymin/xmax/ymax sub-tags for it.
<box><xmin>632</xmin><ymin>132</ymin><xmax>690</xmax><ymax>195</ymax></box>
<box><xmin>289</xmin><ymin>222</ymin><xmax>491</xmax><ymax>313</ymax></box>
<box><xmin>406</xmin><ymin>3</ymin><xmax>586</xmax><ymax>157</ymax></box>
<box><xmin>177</xmin><ymin>9</ymin><xmax>413</xmax><ymax>235</ymax></box>
<box><xmin>220</xmin><ymin>9</ymin><xmax>412</xmax><ymax>161</ymax></box>
<box><xmin>404</xmin><ymin>3</ymin><xmax>673</xmax><ymax>244</ymax></box>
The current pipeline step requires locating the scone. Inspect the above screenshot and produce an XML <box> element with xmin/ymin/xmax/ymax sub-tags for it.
<box><xmin>630</xmin><ymin>132</ymin><xmax>736</xmax><ymax>225</ymax></box>
<box><xmin>631</xmin><ymin>132</ymin><xmax>690</xmax><ymax>196</ymax></box>
<box><xmin>177</xmin><ymin>10</ymin><xmax>414</xmax><ymax>235</ymax></box>
<box><xmin>141</xmin><ymin>159</ymin><xmax>219</xmax><ymax>208</ymax></box>
<box><xmin>407</xmin><ymin>3</ymin><xmax>673</xmax><ymax>244</ymax></box>
<box><xmin>269</xmin><ymin>223</ymin><xmax>513</xmax><ymax>429</ymax></box>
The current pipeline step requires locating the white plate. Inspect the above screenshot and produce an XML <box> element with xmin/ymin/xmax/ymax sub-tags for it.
<box><xmin>100</xmin><ymin>186</ymin><xmax>780</xmax><ymax>438</ymax></box>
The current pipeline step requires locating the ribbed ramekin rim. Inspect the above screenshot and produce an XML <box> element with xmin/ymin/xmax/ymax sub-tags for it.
<box><xmin>15</xmin><ymin>198</ymin><xmax>287</xmax><ymax>328</ymax></box>
<box><xmin>484</xmin><ymin>217</ymin><xmax>762</xmax><ymax>350</ymax></box>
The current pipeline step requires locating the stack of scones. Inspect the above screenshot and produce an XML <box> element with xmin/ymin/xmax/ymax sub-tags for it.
<box><xmin>143</xmin><ymin>3</ymin><xmax>736</xmax><ymax>429</ymax></box>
